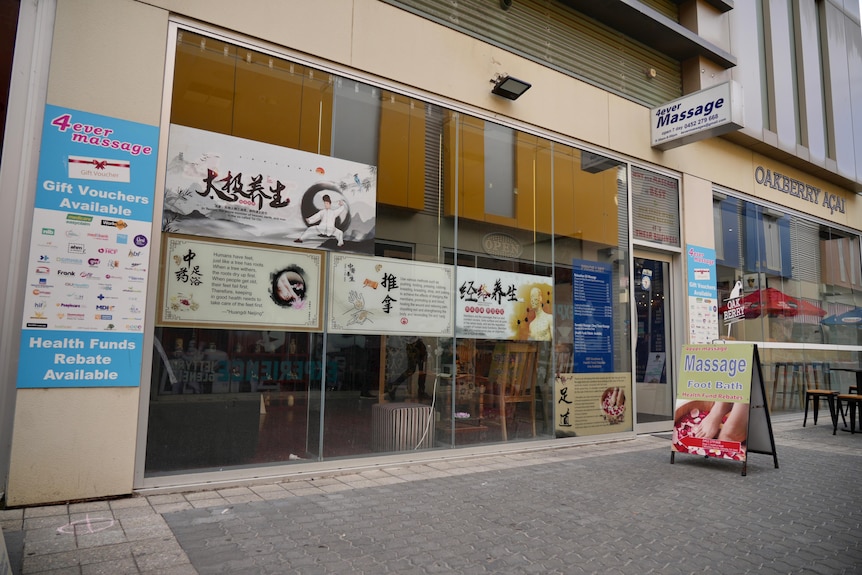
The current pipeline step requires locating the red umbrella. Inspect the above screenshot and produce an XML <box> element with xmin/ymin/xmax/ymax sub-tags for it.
<box><xmin>719</xmin><ymin>287</ymin><xmax>826</xmax><ymax>319</ymax></box>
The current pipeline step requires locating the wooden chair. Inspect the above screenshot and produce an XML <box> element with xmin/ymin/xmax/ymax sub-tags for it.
<box><xmin>486</xmin><ymin>342</ymin><xmax>538</xmax><ymax>441</ymax></box>
<box><xmin>555</xmin><ymin>343</ymin><xmax>573</xmax><ymax>375</ymax></box>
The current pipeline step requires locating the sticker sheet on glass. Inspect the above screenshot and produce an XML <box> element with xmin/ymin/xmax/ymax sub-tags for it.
<box><xmin>686</xmin><ymin>245</ymin><xmax>719</xmax><ymax>344</ymax></box>
<box><xmin>17</xmin><ymin>106</ymin><xmax>158</xmax><ymax>388</ymax></box>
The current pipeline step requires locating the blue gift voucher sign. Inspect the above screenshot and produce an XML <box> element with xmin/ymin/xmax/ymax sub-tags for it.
<box><xmin>685</xmin><ymin>245</ymin><xmax>719</xmax><ymax>345</ymax></box>
<box><xmin>17</xmin><ymin>106</ymin><xmax>158</xmax><ymax>388</ymax></box>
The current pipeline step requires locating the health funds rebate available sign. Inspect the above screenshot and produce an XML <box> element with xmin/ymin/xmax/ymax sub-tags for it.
<box><xmin>672</xmin><ymin>344</ymin><xmax>754</xmax><ymax>461</ymax></box>
<box><xmin>18</xmin><ymin>106</ymin><xmax>158</xmax><ymax>388</ymax></box>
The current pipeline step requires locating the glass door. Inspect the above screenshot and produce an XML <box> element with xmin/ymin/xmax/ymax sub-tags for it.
<box><xmin>633</xmin><ymin>251</ymin><xmax>675</xmax><ymax>433</ymax></box>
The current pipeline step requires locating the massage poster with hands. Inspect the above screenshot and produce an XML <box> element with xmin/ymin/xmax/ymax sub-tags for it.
<box><xmin>672</xmin><ymin>344</ymin><xmax>755</xmax><ymax>462</ymax></box>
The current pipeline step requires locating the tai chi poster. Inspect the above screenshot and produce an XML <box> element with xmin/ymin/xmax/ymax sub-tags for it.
<box><xmin>163</xmin><ymin>124</ymin><xmax>376</xmax><ymax>252</ymax></box>
<box><xmin>672</xmin><ymin>344</ymin><xmax>754</xmax><ymax>461</ymax></box>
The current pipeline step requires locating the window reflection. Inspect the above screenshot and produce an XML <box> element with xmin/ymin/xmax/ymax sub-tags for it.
<box><xmin>146</xmin><ymin>29</ymin><xmax>634</xmax><ymax>477</ymax></box>
<box><xmin>714</xmin><ymin>193</ymin><xmax>862</xmax><ymax>412</ymax></box>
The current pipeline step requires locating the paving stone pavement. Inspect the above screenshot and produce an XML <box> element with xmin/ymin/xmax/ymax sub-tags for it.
<box><xmin>2</xmin><ymin>414</ymin><xmax>861</xmax><ymax>574</ymax></box>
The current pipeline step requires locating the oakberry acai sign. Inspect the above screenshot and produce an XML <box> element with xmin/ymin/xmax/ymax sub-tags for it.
<box><xmin>650</xmin><ymin>81</ymin><xmax>743</xmax><ymax>151</ymax></box>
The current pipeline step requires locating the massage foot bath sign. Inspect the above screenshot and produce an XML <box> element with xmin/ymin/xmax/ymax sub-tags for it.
<box><xmin>671</xmin><ymin>343</ymin><xmax>777</xmax><ymax>475</ymax></box>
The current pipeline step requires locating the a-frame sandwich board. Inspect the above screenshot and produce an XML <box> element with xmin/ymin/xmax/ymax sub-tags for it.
<box><xmin>670</xmin><ymin>343</ymin><xmax>778</xmax><ymax>476</ymax></box>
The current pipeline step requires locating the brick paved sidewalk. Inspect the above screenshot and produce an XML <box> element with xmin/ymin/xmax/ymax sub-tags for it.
<box><xmin>3</xmin><ymin>415</ymin><xmax>861</xmax><ymax>574</ymax></box>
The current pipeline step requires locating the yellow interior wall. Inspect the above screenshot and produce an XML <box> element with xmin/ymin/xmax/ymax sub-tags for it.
<box><xmin>445</xmin><ymin>127</ymin><xmax>620</xmax><ymax>241</ymax></box>
<box><xmin>171</xmin><ymin>37</ymin><xmax>237</xmax><ymax>134</ymax></box>
<box><xmin>444</xmin><ymin>114</ymin><xmax>486</xmax><ymax>220</ymax></box>
<box><xmin>297</xmin><ymin>70</ymin><xmax>334</xmax><ymax>156</ymax></box>
<box><xmin>576</xmin><ymin>168</ymin><xmax>620</xmax><ymax>246</ymax></box>
<box><xmin>170</xmin><ymin>35</ymin><xmax>334</xmax><ymax>155</ymax></box>
<box><xmin>553</xmin><ymin>146</ymin><xmax>577</xmax><ymax>238</ymax></box>
<box><xmin>378</xmin><ymin>92</ymin><xmax>426</xmax><ymax>210</ymax></box>
<box><xmin>234</xmin><ymin>54</ymin><xmax>305</xmax><ymax>150</ymax></box>
<box><xmin>406</xmin><ymin>100</ymin><xmax>428</xmax><ymax>210</ymax></box>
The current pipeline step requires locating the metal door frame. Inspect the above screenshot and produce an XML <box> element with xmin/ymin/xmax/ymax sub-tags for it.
<box><xmin>632</xmin><ymin>249</ymin><xmax>681</xmax><ymax>434</ymax></box>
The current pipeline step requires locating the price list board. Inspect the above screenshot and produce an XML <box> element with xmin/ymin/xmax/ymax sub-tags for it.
<box><xmin>571</xmin><ymin>259</ymin><xmax>614</xmax><ymax>373</ymax></box>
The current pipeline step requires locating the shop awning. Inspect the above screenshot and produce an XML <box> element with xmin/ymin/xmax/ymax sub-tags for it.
<box><xmin>821</xmin><ymin>307</ymin><xmax>862</xmax><ymax>327</ymax></box>
<box><xmin>719</xmin><ymin>287</ymin><xmax>826</xmax><ymax>319</ymax></box>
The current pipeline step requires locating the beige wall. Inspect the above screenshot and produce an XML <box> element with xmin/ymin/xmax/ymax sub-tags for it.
<box><xmin>169</xmin><ymin>0</ymin><xmax>858</xmax><ymax>223</ymax></box>
<box><xmin>48</xmin><ymin>0</ymin><xmax>167</xmax><ymax>125</ymax></box>
<box><xmin>140</xmin><ymin>0</ymin><xmax>858</xmax><ymax>229</ymax></box>
<box><xmin>6</xmin><ymin>0</ymin><xmax>168</xmax><ymax>506</ymax></box>
<box><xmin>7</xmin><ymin>388</ymin><xmax>140</xmax><ymax>506</ymax></box>
<box><xmin>681</xmin><ymin>174</ymin><xmax>715</xmax><ymax>250</ymax></box>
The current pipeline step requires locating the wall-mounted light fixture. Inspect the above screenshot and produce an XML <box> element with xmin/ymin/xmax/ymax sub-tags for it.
<box><xmin>490</xmin><ymin>74</ymin><xmax>531</xmax><ymax>100</ymax></box>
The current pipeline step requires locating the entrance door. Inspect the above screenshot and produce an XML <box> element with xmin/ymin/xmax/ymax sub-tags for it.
<box><xmin>633</xmin><ymin>251</ymin><xmax>676</xmax><ymax>433</ymax></box>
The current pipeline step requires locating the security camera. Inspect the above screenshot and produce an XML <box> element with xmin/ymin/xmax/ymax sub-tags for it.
<box><xmin>500</xmin><ymin>0</ymin><xmax>513</xmax><ymax>10</ymax></box>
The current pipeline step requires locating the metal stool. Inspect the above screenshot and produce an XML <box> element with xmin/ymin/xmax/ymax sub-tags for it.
<box><xmin>771</xmin><ymin>362</ymin><xmax>806</xmax><ymax>410</ymax></box>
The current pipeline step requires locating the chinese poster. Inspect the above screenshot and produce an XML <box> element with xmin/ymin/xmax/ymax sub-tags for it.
<box><xmin>455</xmin><ymin>268</ymin><xmax>553</xmax><ymax>341</ymax></box>
<box><xmin>328</xmin><ymin>254</ymin><xmax>454</xmax><ymax>336</ymax></box>
<box><xmin>159</xmin><ymin>234</ymin><xmax>324</xmax><ymax>331</ymax></box>
<box><xmin>555</xmin><ymin>372</ymin><xmax>632</xmax><ymax>436</ymax></box>
<box><xmin>672</xmin><ymin>344</ymin><xmax>754</xmax><ymax>462</ymax></box>
<box><xmin>17</xmin><ymin>106</ymin><xmax>158</xmax><ymax>388</ymax></box>
<box><xmin>163</xmin><ymin>124</ymin><xmax>376</xmax><ymax>252</ymax></box>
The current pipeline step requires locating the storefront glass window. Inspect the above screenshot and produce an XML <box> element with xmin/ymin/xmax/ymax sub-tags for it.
<box><xmin>714</xmin><ymin>194</ymin><xmax>862</xmax><ymax>412</ymax></box>
<box><xmin>631</xmin><ymin>166</ymin><xmax>680</xmax><ymax>247</ymax></box>
<box><xmin>145</xmin><ymin>29</ymin><xmax>633</xmax><ymax>476</ymax></box>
